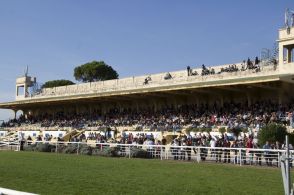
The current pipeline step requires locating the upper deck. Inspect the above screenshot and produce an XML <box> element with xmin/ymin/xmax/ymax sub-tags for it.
<box><xmin>1</xmin><ymin>60</ymin><xmax>293</xmax><ymax>110</ymax></box>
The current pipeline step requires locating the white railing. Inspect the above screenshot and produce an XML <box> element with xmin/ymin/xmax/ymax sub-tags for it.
<box><xmin>2</xmin><ymin>140</ymin><xmax>288</xmax><ymax>167</ymax></box>
<box><xmin>0</xmin><ymin>141</ymin><xmax>19</xmax><ymax>151</ymax></box>
<box><xmin>0</xmin><ymin>187</ymin><xmax>38</xmax><ymax>195</ymax></box>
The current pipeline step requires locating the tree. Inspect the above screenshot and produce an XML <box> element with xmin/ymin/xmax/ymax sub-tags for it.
<box><xmin>42</xmin><ymin>80</ymin><xmax>75</xmax><ymax>88</ymax></box>
<box><xmin>257</xmin><ymin>123</ymin><xmax>287</xmax><ymax>146</ymax></box>
<box><xmin>74</xmin><ymin>61</ymin><xmax>119</xmax><ymax>82</ymax></box>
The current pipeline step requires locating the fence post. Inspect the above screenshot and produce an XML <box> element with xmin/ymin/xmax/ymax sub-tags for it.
<box><xmin>129</xmin><ymin>145</ymin><xmax>131</xmax><ymax>159</ymax></box>
<box><xmin>239</xmin><ymin>149</ymin><xmax>242</xmax><ymax>166</ymax></box>
<box><xmin>77</xmin><ymin>142</ymin><xmax>80</xmax><ymax>155</ymax></box>
<box><xmin>278</xmin><ymin>152</ymin><xmax>280</xmax><ymax>167</ymax></box>
<box><xmin>55</xmin><ymin>141</ymin><xmax>58</xmax><ymax>153</ymax></box>
<box><xmin>197</xmin><ymin>147</ymin><xmax>201</xmax><ymax>163</ymax></box>
<box><xmin>161</xmin><ymin>146</ymin><xmax>163</xmax><ymax>160</ymax></box>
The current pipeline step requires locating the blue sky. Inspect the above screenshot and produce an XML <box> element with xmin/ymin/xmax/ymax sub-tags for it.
<box><xmin>0</xmin><ymin>0</ymin><xmax>293</xmax><ymax>121</ymax></box>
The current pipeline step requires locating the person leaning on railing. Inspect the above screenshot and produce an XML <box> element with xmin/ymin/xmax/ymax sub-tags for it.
<box><xmin>272</xmin><ymin>141</ymin><xmax>282</xmax><ymax>167</ymax></box>
<box><xmin>231</xmin><ymin>140</ymin><xmax>239</xmax><ymax>164</ymax></box>
<box><xmin>253</xmin><ymin>143</ymin><xmax>262</xmax><ymax>166</ymax></box>
<box><xmin>186</xmin><ymin>138</ymin><xmax>192</xmax><ymax>161</ymax></box>
<box><xmin>263</xmin><ymin>141</ymin><xmax>271</xmax><ymax>166</ymax></box>
<box><xmin>246</xmin><ymin>135</ymin><xmax>254</xmax><ymax>165</ymax></box>
<box><xmin>223</xmin><ymin>139</ymin><xmax>231</xmax><ymax>163</ymax></box>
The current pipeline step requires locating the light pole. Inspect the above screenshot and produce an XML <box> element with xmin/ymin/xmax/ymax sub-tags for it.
<box><xmin>281</xmin><ymin>135</ymin><xmax>293</xmax><ymax>195</ymax></box>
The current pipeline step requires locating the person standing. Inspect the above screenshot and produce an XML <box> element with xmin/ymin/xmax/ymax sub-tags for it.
<box><xmin>223</xmin><ymin>139</ymin><xmax>231</xmax><ymax>163</ymax></box>
<box><xmin>187</xmin><ymin>66</ymin><xmax>191</xmax><ymax>76</ymax></box>
<box><xmin>263</xmin><ymin>141</ymin><xmax>271</xmax><ymax>166</ymax></box>
<box><xmin>246</xmin><ymin>135</ymin><xmax>254</xmax><ymax>165</ymax></box>
<box><xmin>186</xmin><ymin>138</ymin><xmax>192</xmax><ymax>161</ymax></box>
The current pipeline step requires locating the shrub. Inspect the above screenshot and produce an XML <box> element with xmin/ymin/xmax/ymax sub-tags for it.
<box><xmin>257</xmin><ymin>123</ymin><xmax>287</xmax><ymax>146</ymax></box>
<box><xmin>42</xmin><ymin>80</ymin><xmax>74</xmax><ymax>88</ymax></box>
<box><xmin>23</xmin><ymin>144</ymin><xmax>36</xmax><ymax>151</ymax></box>
<box><xmin>79</xmin><ymin>145</ymin><xmax>92</xmax><ymax>155</ymax></box>
<box><xmin>105</xmin><ymin>147</ymin><xmax>120</xmax><ymax>157</ymax></box>
<box><xmin>130</xmin><ymin>147</ymin><xmax>148</xmax><ymax>158</ymax></box>
<box><xmin>62</xmin><ymin>144</ymin><xmax>79</xmax><ymax>154</ymax></box>
<box><xmin>56</xmin><ymin>144</ymin><xmax>67</xmax><ymax>153</ymax></box>
<box><xmin>92</xmin><ymin>146</ymin><xmax>120</xmax><ymax>157</ymax></box>
<box><xmin>35</xmin><ymin>143</ymin><xmax>54</xmax><ymax>152</ymax></box>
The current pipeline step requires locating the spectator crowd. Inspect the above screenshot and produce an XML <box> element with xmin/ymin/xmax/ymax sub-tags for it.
<box><xmin>2</xmin><ymin>100</ymin><xmax>294</xmax><ymax>132</ymax></box>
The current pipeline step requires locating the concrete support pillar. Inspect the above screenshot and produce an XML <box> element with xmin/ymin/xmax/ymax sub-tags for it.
<box><xmin>135</xmin><ymin>101</ymin><xmax>139</xmax><ymax>112</ymax></box>
<box><xmin>196</xmin><ymin>97</ymin><xmax>200</xmax><ymax>107</ymax></box>
<box><xmin>220</xmin><ymin>96</ymin><xmax>224</xmax><ymax>107</ymax></box>
<box><xmin>24</xmin><ymin>83</ymin><xmax>27</xmax><ymax>97</ymax></box>
<box><xmin>101</xmin><ymin>103</ymin><xmax>107</xmax><ymax>115</ymax></box>
<box><xmin>152</xmin><ymin>99</ymin><xmax>158</xmax><ymax>112</ymax></box>
<box><xmin>22</xmin><ymin>109</ymin><xmax>27</xmax><ymax>119</ymax></box>
<box><xmin>13</xmin><ymin>110</ymin><xmax>16</xmax><ymax>119</ymax></box>
<box><xmin>278</xmin><ymin>90</ymin><xmax>283</xmax><ymax>105</ymax></box>
<box><xmin>76</xmin><ymin>104</ymin><xmax>81</xmax><ymax>115</ymax></box>
<box><xmin>246</xmin><ymin>93</ymin><xmax>251</xmax><ymax>107</ymax></box>
<box><xmin>287</xmin><ymin>47</ymin><xmax>293</xmax><ymax>63</ymax></box>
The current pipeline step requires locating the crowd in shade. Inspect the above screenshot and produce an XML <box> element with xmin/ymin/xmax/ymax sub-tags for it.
<box><xmin>2</xmin><ymin>100</ymin><xmax>294</xmax><ymax>131</ymax></box>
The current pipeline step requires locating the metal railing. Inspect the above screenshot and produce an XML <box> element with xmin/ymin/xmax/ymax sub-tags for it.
<box><xmin>0</xmin><ymin>140</ymin><xmax>288</xmax><ymax>167</ymax></box>
<box><xmin>0</xmin><ymin>141</ymin><xmax>20</xmax><ymax>151</ymax></box>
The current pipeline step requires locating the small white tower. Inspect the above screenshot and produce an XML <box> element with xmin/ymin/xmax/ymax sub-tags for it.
<box><xmin>15</xmin><ymin>66</ymin><xmax>36</xmax><ymax>100</ymax></box>
<box><xmin>279</xmin><ymin>9</ymin><xmax>294</xmax><ymax>65</ymax></box>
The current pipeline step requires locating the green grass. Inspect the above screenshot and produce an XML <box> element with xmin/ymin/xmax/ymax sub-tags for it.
<box><xmin>0</xmin><ymin>151</ymin><xmax>288</xmax><ymax>195</ymax></box>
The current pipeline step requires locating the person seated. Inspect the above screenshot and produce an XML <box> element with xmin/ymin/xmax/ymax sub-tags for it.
<box><xmin>164</xmin><ymin>72</ymin><xmax>172</xmax><ymax>80</ymax></box>
<box><xmin>202</xmin><ymin>64</ymin><xmax>206</xmax><ymax>70</ymax></box>
<box><xmin>143</xmin><ymin>76</ymin><xmax>151</xmax><ymax>85</ymax></box>
<box><xmin>210</xmin><ymin>68</ymin><xmax>215</xmax><ymax>74</ymax></box>
<box><xmin>191</xmin><ymin>70</ymin><xmax>198</xmax><ymax>76</ymax></box>
<box><xmin>241</xmin><ymin>63</ymin><xmax>246</xmax><ymax>71</ymax></box>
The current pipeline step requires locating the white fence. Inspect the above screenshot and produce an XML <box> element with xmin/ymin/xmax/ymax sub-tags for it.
<box><xmin>0</xmin><ymin>141</ymin><xmax>19</xmax><ymax>151</ymax></box>
<box><xmin>0</xmin><ymin>187</ymin><xmax>38</xmax><ymax>195</ymax></box>
<box><xmin>0</xmin><ymin>140</ymin><xmax>291</xmax><ymax>167</ymax></box>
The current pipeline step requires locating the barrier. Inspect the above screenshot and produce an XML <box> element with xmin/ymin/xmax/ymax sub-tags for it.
<box><xmin>0</xmin><ymin>140</ymin><xmax>288</xmax><ymax>167</ymax></box>
<box><xmin>0</xmin><ymin>187</ymin><xmax>38</xmax><ymax>195</ymax></box>
<box><xmin>0</xmin><ymin>141</ymin><xmax>19</xmax><ymax>151</ymax></box>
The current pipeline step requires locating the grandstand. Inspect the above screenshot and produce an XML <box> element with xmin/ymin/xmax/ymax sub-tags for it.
<box><xmin>0</xmin><ymin>21</ymin><xmax>294</xmax><ymax>143</ymax></box>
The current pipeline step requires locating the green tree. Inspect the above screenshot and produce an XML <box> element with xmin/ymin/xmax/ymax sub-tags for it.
<box><xmin>74</xmin><ymin>61</ymin><xmax>119</xmax><ymax>82</ymax></box>
<box><xmin>257</xmin><ymin>123</ymin><xmax>287</xmax><ymax>146</ymax></box>
<box><xmin>42</xmin><ymin>80</ymin><xmax>75</xmax><ymax>88</ymax></box>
